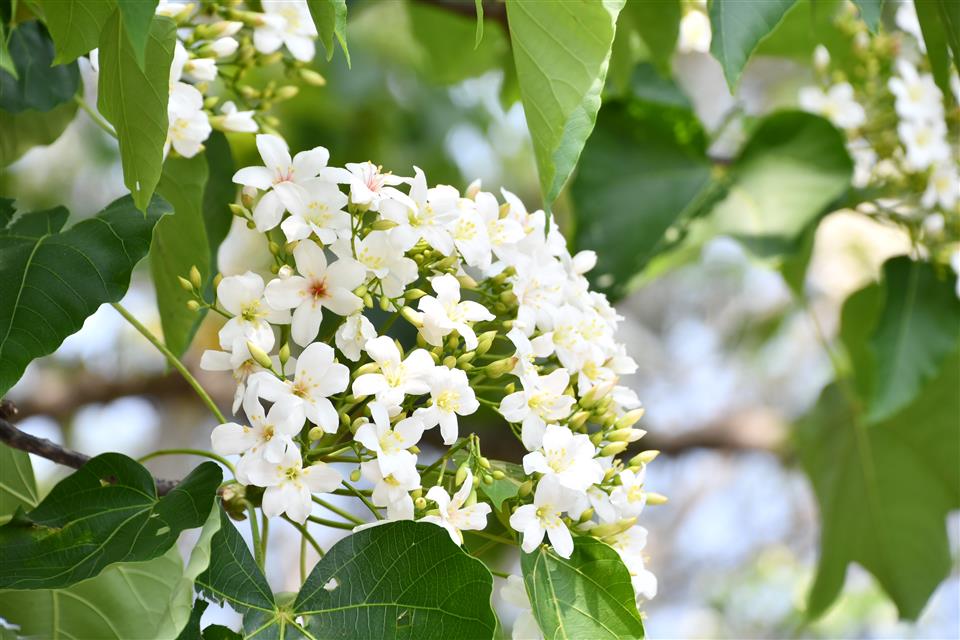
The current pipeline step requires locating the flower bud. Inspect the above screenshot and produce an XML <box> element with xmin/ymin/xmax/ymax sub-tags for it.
<box><xmin>379</xmin><ymin>295</ymin><xmax>392</xmax><ymax>312</ymax></box>
<box><xmin>475</xmin><ymin>340</ymin><xmax>492</xmax><ymax>356</ymax></box>
<box><xmin>492</xmin><ymin>470</ymin><xmax>505</xmax><ymax>480</ymax></box>
<box><xmin>411</xmin><ymin>488</ymin><xmax>422</xmax><ymax>499</ymax></box>
<box><xmin>275</xmin><ymin>85</ymin><xmax>299</xmax><ymax>100</ymax></box>
<box><xmin>589</xmin><ymin>431</ymin><xmax>604</xmax><ymax>446</ymax></box>
<box><xmin>607</xmin><ymin>428</ymin><xmax>644</xmax><ymax>443</ymax></box>
<box><xmin>370</xmin><ymin>219</ymin><xmax>399</xmax><ymax>231</ymax></box>
<box><xmin>178</xmin><ymin>276</ymin><xmax>195</xmax><ymax>291</ymax></box>
<box><xmin>349</xmin><ymin>468</ymin><xmax>362</xmax><ymax>482</ymax></box>
<box><xmin>414</xmin><ymin>496</ymin><xmax>427</xmax><ymax>510</ymax></box>
<box><xmin>403</xmin><ymin>288</ymin><xmax>427</xmax><ymax>301</ymax></box>
<box><xmin>350</xmin><ymin>416</ymin><xmax>366</xmax><ymax>433</ymax></box>
<box><xmin>229</xmin><ymin>203</ymin><xmax>247</xmax><ymax>217</ymax></box>
<box><xmin>278</xmin><ymin>342</ymin><xmax>290</xmax><ymax>367</ymax></box>
<box><xmin>630</xmin><ymin>450</ymin><xmax>660</xmax><ymax>467</ymax></box>
<box><xmin>443</xmin><ymin>355</ymin><xmax>457</xmax><ymax>369</ymax></box>
<box><xmin>646</xmin><ymin>492</ymin><xmax>668</xmax><ymax>505</ymax></box>
<box><xmin>204</xmin><ymin>96</ymin><xmax>220</xmax><ymax>109</ymax></box>
<box><xmin>578</xmin><ymin>508</ymin><xmax>594</xmax><ymax>523</ymax></box>
<box><xmin>246</xmin><ymin>340</ymin><xmax>273</xmax><ymax>369</ymax></box>
<box><xmin>600</xmin><ymin>441</ymin><xmax>628</xmax><ymax>457</ymax></box>
<box><xmin>568</xmin><ymin>411</ymin><xmax>590</xmax><ymax>430</ymax></box>
<box><xmin>401</xmin><ymin>306</ymin><xmax>423</xmax><ymax>327</ymax></box>
<box><xmin>614</xmin><ymin>408</ymin><xmax>645</xmax><ymax>430</ymax></box>
<box><xmin>478</xmin><ymin>456</ymin><xmax>491</xmax><ymax>469</ymax></box>
<box><xmin>603</xmin><ymin>467</ymin><xmax>618</xmax><ymax>482</ymax></box>
<box><xmin>363</xmin><ymin>293</ymin><xmax>374</xmax><ymax>308</ymax></box>
<box><xmin>484</xmin><ymin>356</ymin><xmax>517</xmax><ymax>379</ymax></box>
<box><xmin>189</xmin><ymin>265</ymin><xmax>203</xmax><ymax>290</ymax></box>
<box><xmin>299</xmin><ymin>68</ymin><xmax>327</xmax><ymax>86</ymax></box>
<box><xmin>518</xmin><ymin>479</ymin><xmax>534</xmax><ymax>497</ymax></box>
<box><xmin>482</xmin><ymin>474</ymin><xmax>493</xmax><ymax>485</ymax></box>
<box><xmin>454</xmin><ymin>463</ymin><xmax>469</xmax><ymax>487</ymax></box>
<box><xmin>186</xmin><ymin>299</ymin><xmax>201</xmax><ymax>311</ymax></box>
<box><xmin>457</xmin><ymin>274</ymin><xmax>478</xmax><ymax>289</ymax></box>
<box><xmin>456</xmin><ymin>352</ymin><xmax>475</xmax><ymax>366</ymax></box>
<box><xmin>268</xmin><ymin>241</ymin><xmax>282</xmax><ymax>256</ymax></box>
<box><xmin>308</xmin><ymin>426</ymin><xmax>324</xmax><ymax>440</ymax></box>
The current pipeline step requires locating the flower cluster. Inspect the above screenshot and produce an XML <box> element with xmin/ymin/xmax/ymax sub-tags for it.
<box><xmin>198</xmin><ymin>133</ymin><xmax>661</xmax><ymax>611</ymax></box>
<box><xmin>151</xmin><ymin>0</ymin><xmax>323</xmax><ymax>157</ymax></box>
<box><xmin>797</xmin><ymin>2</ymin><xmax>959</xmax><ymax>293</ymax></box>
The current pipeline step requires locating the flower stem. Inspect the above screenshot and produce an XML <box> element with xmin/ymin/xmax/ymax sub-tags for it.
<box><xmin>112</xmin><ymin>302</ymin><xmax>227</xmax><ymax>424</ymax></box>
<box><xmin>74</xmin><ymin>95</ymin><xmax>116</xmax><ymax>138</ymax></box>
<box><xmin>138</xmin><ymin>448</ymin><xmax>236</xmax><ymax>475</ymax></box>
<box><xmin>260</xmin><ymin>512</ymin><xmax>270</xmax><ymax>567</ymax></box>
<box><xmin>246</xmin><ymin>502</ymin><xmax>264</xmax><ymax>569</ymax></box>
<box><xmin>342</xmin><ymin>480</ymin><xmax>382</xmax><ymax>520</ymax></box>
<box><xmin>307</xmin><ymin>515</ymin><xmax>356</xmax><ymax>530</ymax></box>
<box><xmin>312</xmin><ymin>495</ymin><xmax>363</xmax><ymax>525</ymax></box>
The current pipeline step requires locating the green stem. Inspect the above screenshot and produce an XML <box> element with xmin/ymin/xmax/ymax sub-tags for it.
<box><xmin>246</xmin><ymin>502</ymin><xmax>263</xmax><ymax>569</ymax></box>
<box><xmin>468</xmin><ymin>529</ymin><xmax>517</xmax><ymax>547</ymax></box>
<box><xmin>342</xmin><ymin>480</ymin><xmax>382</xmax><ymax>520</ymax></box>
<box><xmin>112</xmin><ymin>302</ymin><xmax>227</xmax><ymax>424</ymax></box>
<box><xmin>260</xmin><ymin>512</ymin><xmax>270</xmax><ymax>567</ymax></box>
<box><xmin>312</xmin><ymin>495</ymin><xmax>363</xmax><ymax>525</ymax></box>
<box><xmin>487</xmin><ymin>568</ymin><xmax>510</xmax><ymax>578</ymax></box>
<box><xmin>138</xmin><ymin>448</ymin><xmax>236</xmax><ymax>475</ymax></box>
<box><xmin>307</xmin><ymin>515</ymin><xmax>356</xmax><ymax>530</ymax></box>
<box><xmin>74</xmin><ymin>95</ymin><xmax>116</xmax><ymax>138</ymax></box>
<box><xmin>299</xmin><ymin>534</ymin><xmax>307</xmax><ymax>584</ymax></box>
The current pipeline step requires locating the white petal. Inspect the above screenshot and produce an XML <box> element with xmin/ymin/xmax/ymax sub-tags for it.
<box><xmin>256</xmin><ymin>133</ymin><xmax>291</xmax><ymax>173</ymax></box>
<box><xmin>293</xmin><ymin>146</ymin><xmax>330</xmax><ymax>178</ymax></box>
<box><xmin>291</xmin><ymin>301</ymin><xmax>324</xmax><ymax>346</ymax></box>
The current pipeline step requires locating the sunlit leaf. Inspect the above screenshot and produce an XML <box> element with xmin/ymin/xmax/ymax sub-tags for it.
<box><xmin>306</xmin><ymin>0</ymin><xmax>350</xmax><ymax>65</ymax></box>
<box><xmin>117</xmin><ymin>0</ymin><xmax>159</xmax><ymax>69</ymax></box>
<box><xmin>0</xmin><ymin>444</ymin><xmax>38</xmax><ymax>523</ymax></box>
<box><xmin>35</xmin><ymin>0</ymin><xmax>115</xmax><ymax>64</ymax></box>
<box><xmin>709</xmin><ymin>0</ymin><xmax>796</xmax><ymax>90</ymax></box>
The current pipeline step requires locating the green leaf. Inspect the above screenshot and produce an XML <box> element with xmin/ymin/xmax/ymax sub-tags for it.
<box><xmin>838</xmin><ymin>279</ymin><xmax>883</xmax><ymax>402</ymax></box>
<box><xmin>0</xmin><ymin>194</ymin><xmax>169</xmax><ymax>397</ymax></box>
<box><xmin>0</xmin><ymin>444</ymin><xmax>38</xmax><ymax>523</ymax></box>
<box><xmin>852</xmin><ymin>0</ymin><xmax>884</xmax><ymax>32</ymax></box>
<box><xmin>0</xmin><ymin>21</ymin><xmax>81</xmax><ymax>113</ymax></box>
<box><xmin>865</xmin><ymin>257</ymin><xmax>960</xmax><ymax>422</ymax></box>
<box><xmin>0</xmin><ymin>548</ymin><xmax>188</xmax><ymax>639</ymax></box>
<box><xmin>409</xmin><ymin>2</ymin><xmax>509</xmax><ymax>85</ymax></box>
<box><xmin>521</xmin><ymin>537</ymin><xmax>645</xmax><ymax>639</ymax></box>
<box><xmin>118</xmin><ymin>0</ymin><xmax>159</xmax><ymax>69</ymax></box>
<box><xmin>703</xmin><ymin>111</ymin><xmax>852</xmax><ymax>243</ymax></box>
<box><xmin>0</xmin><ymin>454</ymin><xmax>221</xmax><ymax>589</ymax></box>
<box><xmin>478</xmin><ymin>459</ymin><xmax>524</xmax><ymax>511</ymax></box>
<box><xmin>153</xmin><ymin>154</ymin><xmax>211</xmax><ymax>357</ymax></box>
<box><xmin>798</xmin><ymin>352</ymin><xmax>960</xmax><ymax>620</ymax></box>
<box><xmin>572</xmin><ymin>101</ymin><xmax>711</xmax><ymax>299</ymax></box>
<box><xmin>506</xmin><ymin>0</ymin><xmax>625</xmax><ymax>207</ymax></box>
<box><xmin>0</xmin><ymin>23</ymin><xmax>18</xmax><ymax>79</ymax></box>
<box><xmin>97</xmin><ymin>11</ymin><xmax>176</xmax><ymax>211</ymax></box>
<box><xmin>709</xmin><ymin>0</ymin><xmax>796</xmax><ymax>90</ymax></box>
<box><xmin>297</xmin><ymin>521</ymin><xmax>497</xmax><ymax>639</ymax></box>
<box><xmin>0</xmin><ymin>98</ymin><xmax>77</xmax><ymax>167</ymax></box>
<box><xmin>474</xmin><ymin>0</ymin><xmax>484</xmax><ymax>48</ymax></box>
<box><xmin>35</xmin><ymin>0</ymin><xmax>116</xmax><ymax>64</ymax></box>
<box><xmin>624</xmin><ymin>0</ymin><xmax>680</xmax><ymax>76</ymax></box>
<box><xmin>915</xmin><ymin>0</ymin><xmax>960</xmax><ymax>99</ymax></box>
<box><xmin>202</xmin><ymin>132</ymin><xmax>236</xmax><ymax>275</ymax></box>
<box><xmin>306</xmin><ymin>0</ymin><xmax>350</xmax><ymax>65</ymax></box>
<box><xmin>175</xmin><ymin>600</ymin><xmax>209</xmax><ymax>640</ymax></box>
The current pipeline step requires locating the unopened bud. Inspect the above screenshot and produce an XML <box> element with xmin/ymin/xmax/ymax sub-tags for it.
<box><xmin>456</xmin><ymin>352</ymin><xmax>475</xmax><ymax>366</ymax></box>
<box><xmin>607</xmin><ymin>428</ymin><xmax>643</xmax><ymax>443</ymax></box>
<box><xmin>457</xmin><ymin>274</ymin><xmax>478</xmax><ymax>289</ymax></box>
<box><xmin>443</xmin><ymin>355</ymin><xmax>457</xmax><ymax>369</ymax></box>
<box><xmin>278</xmin><ymin>342</ymin><xmax>290</xmax><ymax>367</ymax></box>
<box><xmin>178</xmin><ymin>276</ymin><xmax>195</xmax><ymax>291</ymax></box>
<box><xmin>578</xmin><ymin>508</ymin><xmax>595</xmax><ymax>523</ymax></box>
<box><xmin>589</xmin><ymin>431</ymin><xmax>604</xmax><ymax>446</ymax></box>
<box><xmin>353</xmin><ymin>285</ymin><xmax>367</xmax><ymax>298</ymax></box>
<box><xmin>414</xmin><ymin>496</ymin><xmax>427</xmax><ymax>510</ymax></box>
<box><xmin>274</xmin><ymin>85</ymin><xmax>299</xmax><ymax>100</ymax></box>
<box><xmin>478</xmin><ymin>456</ymin><xmax>491</xmax><ymax>469</ymax></box>
<box><xmin>246</xmin><ymin>341</ymin><xmax>273</xmax><ymax>369</ymax></box>
<box><xmin>482</xmin><ymin>474</ymin><xmax>493</xmax><ymax>485</ymax></box>
<box><xmin>568</xmin><ymin>411</ymin><xmax>590</xmax><ymax>430</ymax></box>
<box><xmin>189</xmin><ymin>266</ymin><xmax>202</xmax><ymax>290</ymax></box>
<box><xmin>404</xmin><ymin>288</ymin><xmax>427</xmax><ymax>301</ymax></box>
<box><xmin>349</xmin><ymin>468</ymin><xmax>362</xmax><ymax>482</ymax></box>
<box><xmin>603</xmin><ymin>467</ymin><xmax>618</xmax><ymax>482</ymax></box>
<box><xmin>600</xmin><ymin>442</ymin><xmax>628</xmax><ymax>457</ymax></box>
<box><xmin>213</xmin><ymin>273</ymin><xmax>223</xmax><ymax>289</ymax></box>
<box><xmin>186</xmin><ymin>299</ymin><xmax>201</xmax><ymax>311</ymax></box>
<box><xmin>370</xmin><ymin>219</ymin><xmax>399</xmax><ymax>231</ymax></box>
<box><xmin>484</xmin><ymin>356</ymin><xmax>517</xmax><ymax>379</ymax></box>
<box><xmin>631</xmin><ymin>450</ymin><xmax>660</xmax><ymax>467</ymax></box>
<box><xmin>350</xmin><ymin>416</ymin><xmax>366</xmax><ymax>433</ymax></box>
<box><xmin>411</xmin><ymin>488</ymin><xmax>422</xmax><ymax>500</ymax></box>
<box><xmin>363</xmin><ymin>293</ymin><xmax>373</xmax><ymax>308</ymax></box>
<box><xmin>299</xmin><ymin>68</ymin><xmax>327</xmax><ymax>86</ymax></box>
<box><xmin>518</xmin><ymin>479</ymin><xmax>534</xmax><ymax>497</ymax></box>
<box><xmin>492</xmin><ymin>470</ymin><xmax>505</xmax><ymax>480</ymax></box>
<box><xmin>401</xmin><ymin>306</ymin><xmax>423</xmax><ymax>327</ymax></box>
<box><xmin>268</xmin><ymin>241</ymin><xmax>282</xmax><ymax>256</ymax></box>
<box><xmin>379</xmin><ymin>295</ymin><xmax>392</xmax><ymax>311</ymax></box>
<box><xmin>646</xmin><ymin>492</ymin><xmax>668</xmax><ymax>505</ymax></box>
<box><xmin>229</xmin><ymin>202</ymin><xmax>247</xmax><ymax>217</ymax></box>
<box><xmin>454</xmin><ymin>463</ymin><xmax>469</xmax><ymax>487</ymax></box>
<box><xmin>614</xmin><ymin>408</ymin><xmax>645</xmax><ymax>430</ymax></box>
<box><xmin>308</xmin><ymin>426</ymin><xmax>324</xmax><ymax>440</ymax></box>
<box><xmin>475</xmin><ymin>340</ymin><xmax>492</xmax><ymax>356</ymax></box>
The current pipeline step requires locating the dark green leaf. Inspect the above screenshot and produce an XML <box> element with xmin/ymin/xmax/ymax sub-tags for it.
<box><xmin>624</xmin><ymin>0</ymin><xmax>680</xmax><ymax>76</ymax></box>
<box><xmin>0</xmin><ymin>23</ymin><xmax>17</xmax><ymax>78</ymax></box>
<box><xmin>118</xmin><ymin>0</ymin><xmax>159</xmax><ymax>69</ymax></box>
<box><xmin>306</xmin><ymin>0</ymin><xmax>350</xmax><ymax>64</ymax></box>
<box><xmin>0</xmin><ymin>98</ymin><xmax>77</xmax><ymax>167</ymax></box>
<box><xmin>176</xmin><ymin>600</ymin><xmax>210</xmax><ymax>640</ymax></box>
<box><xmin>915</xmin><ymin>0</ymin><xmax>960</xmax><ymax>98</ymax></box>
<box><xmin>202</xmin><ymin>132</ymin><xmax>236</xmax><ymax>277</ymax></box>
<box><xmin>522</xmin><ymin>537</ymin><xmax>645</xmax><ymax>639</ymax></box>
<box><xmin>572</xmin><ymin>101</ymin><xmax>711</xmax><ymax>299</ymax></box>
<box><xmin>0</xmin><ymin>194</ymin><xmax>169</xmax><ymax>396</ymax></box>
<box><xmin>506</xmin><ymin>0</ymin><xmax>625</xmax><ymax>207</ymax></box>
<box><xmin>709</xmin><ymin>0</ymin><xmax>796</xmax><ymax>90</ymax></box>
<box><xmin>865</xmin><ymin>257</ymin><xmax>960</xmax><ymax>422</ymax></box>
<box><xmin>97</xmin><ymin>11</ymin><xmax>176</xmax><ymax>211</ymax></box>
<box><xmin>0</xmin><ymin>454</ymin><xmax>221</xmax><ymax>589</ymax></box>
<box><xmin>852</xmin><ymin>0</ymin><xmax>884</xmax><ymax>32</ymax></box>
<box><xmin>0</xmin><ymin>21</ymin><xmax>80</xmax><ymax>113</ymax></box>
<box><xmin>838</xmin><ymin>279</ymin><xmax>883</xmax><ymax>402</ymax></box>
<box><xmin>0</xmin><ymin>444</ymin><xmax>38</xmax><ymax>522</ymax></box>
<box><xmin>297</xmin><ymin>521</ymin><xmax>497</xmax><ymax>639</ymax></box>
<box><xmin>35</xmin><ymin>0</ymin><xmax>116</xmax><ymax>64</ymax></box>
<box><xmin>798</xmin><ymin>351</ymin><xmax>960</xmax><ymax>620</ymax></box>
<box><xmin>202</xmin><ymin>625</ymin><xmax>243</xmax><ymax>640</ymax></box>
<box><xmin>153</xmin><ymin>154</ymin><xmax>211</xmax><ymax>357</ymax></box>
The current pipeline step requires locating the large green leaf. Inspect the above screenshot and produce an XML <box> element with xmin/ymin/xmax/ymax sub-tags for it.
<box><xmin>0</xmin><ymin>98</ymin><xmax>78</xmax><ymax>167</ymax></box>
<box><xmin>202</xmin><ymin>132</ymin><xmax>236</xmax><ymax>275</ymax></box>
<box><xmin>97</xmin><ymin>11</ymin><xmax>176</xmax><ymax>211</ymax></box>
<box><xmin>709</xmin><ymin>0</ymin><xmax>796</xmax><ymax>90</ymax></box>
<box><xmin>0</xmin><ymin>444</ymin><xmax>38</xmax><ymax>523</ymax></box>
<box><xmin>572</xmin><ymin>100</ymin><xmax>711</xmax><ymax>299</ymax></box>
<box><xmin>521</xmin><ymin>537</ymin><xmax>645</xmax><ymax>639</ymax></box>
<box><xmin>0</xmin><ymin>21</ymin><xmax>80</xmax><ymax>113</ymax></box>
<box><xmin>915</xmin><ymin>0</ymin><xmax>960</xmax><ymax>100</ymax></box>
<box><xmin>0</xmin><ymin>454</ymin><xmax>221</xmax><ymax>589</ymax></box>
<box><xmin>797</xmin><ymin>352</ymin><xmax>960</xmax><ymax>620</ymax></box>
<box><xmin>153</xmin><ymin>154</ymin><xmax>211</xmax><ymax>357</ymax></box>
<box><xmin>506</xmin><ymin>0</ymin><xmax>625</xmax><ymax>207</ymax></box>
<box><xmin>118</xmin><ymin>0</ymin><xmax>160</xmax><ymax>69</ymax></box>
<box><xmin>36</xmin><ymin>0</ymin><xmax>116</xmax><ymax>64</ymax></box>
<box><xmin>623</xmin><ymin>0</ymin><xmax>680</xmax><ymax>76</ymax></box>
<box><xmin>408</xmin><ymin>2</ymin><xmax>509</xmax><ymax>85</ymax></box>
<box><xmin>0</xmin><ymin>195</ymin><xmax>169</xmax><ymax>396</ymax></box>
<box><xmin>306</xmin><ymin>0</ymin><xmax>350</xmax><ymax>64</ymax></box>
<box><xmin>865</xmin><ymin>257</ymin><xmax>960</xmax><ymax>422</ymax></box>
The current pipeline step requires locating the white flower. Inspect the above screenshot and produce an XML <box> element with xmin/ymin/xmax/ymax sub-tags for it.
<box><xmin>354</xmin><ymin>402</ymin><xmax>425</xmax><ymax>476</ymax></box>
<box><xmin>210</xmin><ymin>36</ymin><xmax>239</xmax><ymax>58</ymax></box>
<box><xmin>201</xmin><ymin>342</ymin><xmax>265</xmax><ymax>413</ymax></box>
<box><xmin>889</xmin><ymin>60</ymin><xmax>944</xmax><ymax>122</ymax></box>
<box><xmin>381</xmin><ymin>167</ymin><xmax>458</xmax><ymax>253</ymax></box>
<box><xmin>898</xmin><ymin>118</ymin><xmax>950</xmax><ymax>170</ymax></box>
<box><xmin>798</xmin><ymin>83</ymin><xmax>866</xmax><ymax>129</ymax></box>
<box><xmin>420</xmin><ymin>470</ymin><xmax>491</xmax><ymax>545</ymax></box>
<box><xmin>678</xmin><ymin>10</ymin><xmax>711</xmax><ymax>53</ymax></box>
<box><xmin>216</xmin><ymin>271</ymin><xmax>289</xmax><ymax>351</ymax></box>
<box><xmin>896</xmin><ymin>1</ymin><xmax>924</xmax><ymax>48</ymax></box>
<box><xmin>264</xmin><ymin>241</ymin><xmax>366</xmax><ymax>346</ymax></box>
<box><xmin>218</xmin><ymin>101</ymin><xmax>258</xmax><ymax>133</ymax></box>
<box><xmin>499</xmin><ymin>369</ymin><xmax>575</xmax><ymax>450</ymax></box>
<box><xmin>522</xmin><ymin>425</ymin><xmax>603</xmax><ymax>493</ymax></box>
<box><xmin>921</xmin><ymin>163</ymin><xmax>959</xmax><ymax>210</ymax></box>
<box><xmin>417</xmin><ymin>274</ymin><xmax>494</xmax><ymax>350</ymax></box>
<box><xmin>448</xmin><ymin>200</ymin><xmax>492</xmax><ymax>269</ymax></box>
<box><xmin>183</xmin><ymin>57</ymin><xmax>217</xmax><ymax>82</ymax></box>
<box><xmin>351</xmin><ymin>336</ymin><xmax>433</xmax><ymax>408</ymax></box>
<box><xmin>610</xmin><ymin>468</ymin><xmax>647</xmax><ymax>518</ymax></box>
<box><xmin>334</xmin><ymin>231</ymin><xmax>418</xmax><ymax>298</ymax></box>
<box><xmin>342</xmin><ymin>161</ymin><xmax>406</xmax><ymax>210</ymax></box>
<box><xmin>361</xmin><ymin>458</ymin><xmax>420</xmax><ymax>521</ymax></box>
<box><xmin>951</xmin><ymin>249</ymin><xmax>960</xmax><ymax>299</ymax></box>
<box><xmin>415</xmin><ymin>366</ymin><xmax>479</xmax><ymax>444</ymax></box>
<box><xmin>251</xmin><ymin>342</ymin><xmax>349</xmax><ymax>433</ymax></box>
<box><xmin>254</xmin><ymin>1</ymin><xmax>318</xmax><ymax>62</ymax></box>
<box><xmin>233</xmin><ymin>134</ymin><xmax>339</xmax><ymax>231</ymax></box>
<box><xmin>500</xmin><ymin>576</ymin><xmax>543</xmax><ymax>640</ymax></box>
<box><xmin>335</xmin><ymin>312</ymin><xmax>376</xmax><ymax>361</ymax></box>
<box><xmin>608</xmin><ymin>526</ymin><xmax>658</xmax><ymax>600</ymax></box>
<box><xmin>278</xmin><ymin>178</ymin><xmax>351</xmax><ymax>244</ymax></box>
<box><xmin>507</xmin><ymin>327</ymin><xmax>553</xmax><ymax>378</ymax></box>
<box><xmin>848</xmin><ymin>138</ymin><xmax>877</xmax><ymax>189</ymax></box>
<box><xmin>211</xmin><ymin>384</ymin><xmax>305</xmax><ymax>481</ymax></box>
<box><xmin>247</xmin><ymin>448</ymin><xmax>341</xmax><ymax>523</ymax></box>
<box><xmin>509</xmin><ymin>476</ymin><xmax>576</xmax><ymax>558</ymax></box>
<box><xmin>475</xmin><ymin>191</ymin><xmax>525</xmax><ymax>265</ymax></box>
<box><xmin>166</xmin><ymin>82</ymin><xmax>211</xmax><ymax>158</ymax></box>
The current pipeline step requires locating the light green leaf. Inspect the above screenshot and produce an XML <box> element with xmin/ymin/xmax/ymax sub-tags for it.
<box><xmin>625</xmin><ymin>0</ymin><xmax>681</xmax><ymax>76</ymax></box>
<box><xmin>852</xmin><ymin>0</ymin><xmax>884</xmax><ymax>32</ymax></box>
<box><xmin>0</xmin><ymin>99</ymin><xmax>77</xmax><ymax>167</ymax></box>
<box><xmin>478</xmin><ymin>458</ymin><xmax>524</xmax><ymax>511</ymax></box>
<box><xmin>709</xmin><ymin>0</ymin><xmax>796</xmax><ymax>90</ymax></box>
<box><xmin>0</xmin><ymin>454</ymin><xmax>221</xmax><ymax>590</ymax></box>
<box><xmin>306</xmin><ymin>0</ymin><xmax>350</xmax><ymax>65</ymax></box>
<box><xmin>915</xmin><ymin>0</ymin><xmax>960</xmax><ymax>99</ymax></box>
<box><xmin>0</xmin><ymin>444</ymin><xmax>38</xmax><ymax>523</ymax></box>
<box><xmin>409</xmin><ymin>2</ymin><xmax>509</xmax><ymax>85</ymax></box>
<box><xmin>153</xmin><ymin>154</ymin><xmax>211</xmax><ymax>357</ymax></box>
<box><xmin>97</xmin><ymin>11</ymin><xmax>176</xmax><ymax>211</ymax></box>
<box><xmin>798</xmin><ymin>350</ymin><xmax>960</xmax><ymax>620</ymax></box>
<box><xmin>506</xmin><ymin>0</ymin><xmax>625</xmax><ymax>207</ymax></box>
<box><xmin>866</xmin><ymin>257</ymin><xmax>960</xmax><ymax>422</ymax></box>
<box><xmin>0</xmin><ymin>23</ymin><xmax>18</xmax><ymax>79</ymax></box>
<box><xmin>572</xmin><ymin>100</ymin><xmax>711</xmax><ymax>300</ymax></box>
<box><xmin>0</xmin><ymin>194</ymin><xmax>169</xmax><ymax>397</ymax></box>
<box><xmin>36</xmin><ymin>0</ymin><xmax>116</xmax><ymax>64</ymax></box>
<box><xmin>474</xmin><ymin>0</ymin><xmax>484</xmax><ymax>48</ymax></box>
<box><xmin>118</xmin><ymin>0</ymin><xmax>159</xmax><ymax>69</ymax></box>
<box><xmin>521</xmin><ymin>537</ymin><xmax>645</xmax><ymax>639</ymax></box>
<box><xmin>0</xmin><ymin>21</ymin><xmax>81</xmax><ymax>113</ymax></box>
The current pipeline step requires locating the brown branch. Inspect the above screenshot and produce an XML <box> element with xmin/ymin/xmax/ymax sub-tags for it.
<box><xmin>0</xmin><ymin>400</ymin><xmax>179</xmax><ymax>496</ymax></box>
<box><xmin>413</xmin><ymin>0</ymin><xmax>509</xmax><ymax>31</ymax></box>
